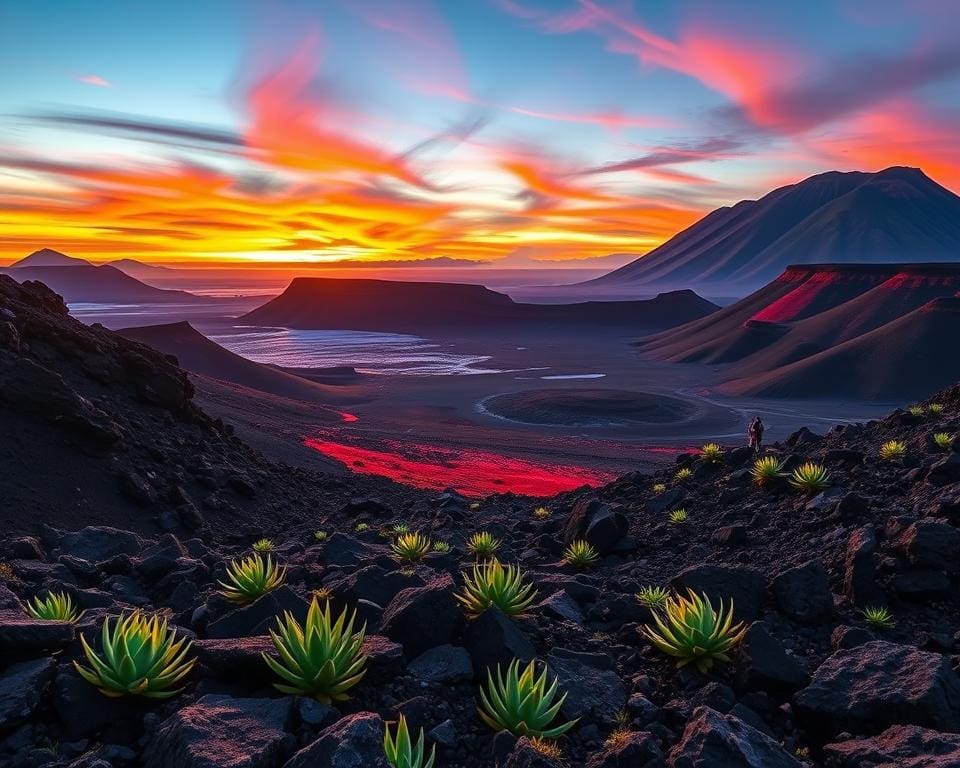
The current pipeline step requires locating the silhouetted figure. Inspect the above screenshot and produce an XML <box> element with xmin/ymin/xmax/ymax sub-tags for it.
<box><xmin>748</xmin><ymin>417</ymin><xmax>765</xmax><ymax>451</ymax></box>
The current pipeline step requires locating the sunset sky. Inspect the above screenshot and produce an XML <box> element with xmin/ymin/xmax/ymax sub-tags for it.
<box><xmin>1</xmin><ymin>0</ymin><xmax>959</xmax><ymax>267</ymax></box>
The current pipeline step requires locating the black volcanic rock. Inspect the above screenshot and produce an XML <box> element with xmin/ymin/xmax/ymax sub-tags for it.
<box><xmin>283</xmin><ymin>712</ymin><xmax>388</xmax><ymax>768</ymax></box>
<box><xmin>823</xmin><ymin>724</ymin><xmax>960</xmax><ymax>766</ymax></box>
<box><xmin>668</xmin><ymin>706</ymin><xmax>801</xmax><ymax>767</ymax></box>
<box><xmin>380</xmin><ymin>573</ymin><xmax>463</xmax><ymax>657</ymax></box>
<box><xmin>794</xmin><ymin>641</ymin><xmax>960</xmax><ymax>736</ymax></box>
<box><xmin>591</xmin><ymin>167</ymin><xmax>960</xmax><ymax>294</ymax></box>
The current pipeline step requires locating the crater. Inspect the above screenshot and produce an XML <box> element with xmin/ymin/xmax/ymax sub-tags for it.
<box><xmin>482</xmin><ymin>388</ymin><xmax>697</xmax><ymax>427</ymax></box>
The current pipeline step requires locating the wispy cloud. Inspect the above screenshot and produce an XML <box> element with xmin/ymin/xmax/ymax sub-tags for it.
<box><xmin>76</xmin><ymin>74</ymin><xmax>111</xmax><ymax>87</ymax></box>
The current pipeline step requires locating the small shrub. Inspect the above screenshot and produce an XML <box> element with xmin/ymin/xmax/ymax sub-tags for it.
<box><xmin>313</xmin><ymin>586</ymin><xmax>334</xmax><ymax>601</ymax></box>
<box><xmin>668</xmin><ymin>508</ymin><xmax>688</xmax><ymax>524</ymax></box>
<box><xmin>751</xmin><ymin>456</ymin><xmax>785</xmax><ymax>487</ymax></box>
<box><xmin>25</xmin><ymin>592</ymin><xmax>82</xmax><ymax>622</ymax></box>
<box><xmin>635</xmin><ymin>586</ymin><xmax>671</xmax><ymax>610</ymax></box>
<box><xmin>605</xmin><ymin>727</ymin><xmax>633</xmax><ymax>748</ymax></box>
<box><xmin>75</xmin><ymin>611</ymin><xmax>195</xmax><ymax>698</ymax></box>
<box><xmin>252</xmin><ymin>538</ymin><xmax>275</xmax><ymax>553</ymax></box>
<box><xmin>392</xmin><ymin>523</ymin><xmax>409</xmax><ymax>535</ymax></box>
<box><xmin>861</xmin><ymin>605</ymin><xmax>895</xmax><ymax>630</ymax></box>
<box><xmin>392</xmin><ymin>532</ymin><xmax>432</xmax><ymax>563</ymax></box>
<box><xmin>432</xmin><ymin>541</ymin><xmax>451</xmax><ymax>554</ymax></box>
<box><xmin>928</xmin><ymin>403</ymin><xmax>945</xmax><ymax>415</ymax></box>
<box><xmin>908</xmin><ymin>405</ymin><xmax>925</xmax><ymax>417</ymax></box>
<box><xmin>529</xmin><ymin>738</ymin><xmax>564</xmax><ymax>761</ymax></box>
<box><xmin>355</xmin><ymin>523</ymin><xmax>370</xmax><ymax>533</ymax></box>
<box><xmin>562</xmin><ymin>539</ymin><xmax>599</xmax><ymax>568</ymax></box>
<box><xmin>933</xmin><ymin>432</ymin><xmax>954</xmax><ymax>450</ymax></box>
<box><xmin>640</xmin><ymin>589</ymin><xmax>746</xmax><ymax>673</ymax></box>
<box><xmin>789</xmin><ymin>462</ymin><xmax>830</xmax><ymax>494</ymax></box>
<box><xmin>879</xmin><ymin>440</ymin><xmax>907</xmax><ymax>461</ymax></box>
<box><xmin>675</xmin><ymin>467</ymin><xmax>693</xmax><ymax>481</ymax></box>
<box><xmin>262</xmin><ymin>597</ymin><xmax>367</xmax><ymax>703</ymax></box>
<box><xmin>455</xmin><ymin>559</ymin><xmax>537</xmax><ymax>617</ymax></box>
<box><xmin>469</xmin><ymin>502</ymin><xmax>481</xmax><ymax>511</ymax></box>
<box><xmin>314</xmin><ymin>530</ymin><xmax>329</xmax><ymax>542</ymax></box>
<box><xmin>467</xmin><ymin>531</ymin><xmax>501</xmax><ymax>559</ymax></box>
<box><xmin>652</xmin><ymin>483</ymin><xmax>667</xmax><ymax>494</ymax></box>
<box><xmin>218</xmin><ymin>553</ymin><xmax>286</xmax><ymax>603</ymax></box>
<box><xmin>0</xmin><ymin>562</ymin><xmax>14</xmax><ymax>580</ymax></box>
<box><xmin>384</xmin><ymin>714</ymin><xmax>435</xmax><ymax>768</ymax></box>
<box><xmin>533</xmin><ymin>506</ymin><xmax>552</xmax><ymax>520</ymax></box>
<box><xmin>478</xmin><ymin>659</ymin><xmax>578</xmax><ymax>739</ymax></box>
<box><xmin>700</xmin><ymin>443</ymin><xmax>723</xmax><ymax>463</ymax></box>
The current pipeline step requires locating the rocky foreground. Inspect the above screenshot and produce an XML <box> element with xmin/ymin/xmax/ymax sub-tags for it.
<box><xmin>3</xmin><ymin>274</ymin><xmax>960</xmax><ymax>767</ymax></box>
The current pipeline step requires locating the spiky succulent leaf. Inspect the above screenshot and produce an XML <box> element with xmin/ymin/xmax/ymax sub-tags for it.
<box><xmin>218</xmin><ymin>553</ymin><xmax>286</xmax><ymax>603</ymax></box>
<box><xmin>640</xmin><ymin>589</ymin><xmax>746</xmax><ymax>673</ymax></box>
<box><xmin>933</xmin><ymin>432</ymin><xmax>954</xmax><ymax>450</ymax></box>
<box><xmin>467</xmin><ymin>531</ymin><xmax>501</xmax><ymax>559</ymax></box>
<box><xmin>73</xmin><ymin>611</ymin><xmax>195</xmax><ymax>698</ymax></box>
<box><xmin>788</xmin><ymin>462</ymin><xmax>830</xmax><ymax>494</ymax></box>
<box><xmin>879</xmin><ymin>440</ymin><xmax>907</xmax><ymax>461</ymax></box>
<box><xmin>700</xmin><ymin>443</ymin><xmax>723</xmax><ymax>463</ymax></box>
<box><xmin>252</xmin><ymin>538</ymin><xmax>275</xmax><ymax>552</ymax></box>
<box><xmin>478</xmin><ymin>659</ymin><xmax>578</xmax><ymax>739</ymax></box>
<box><xmin>261</xmin><ymin>597</ymin><xmax>367</xmax><ymax>703</ymax></box>
<box><xmin>392</xmin><ymin>533</ymin><xmax>432</xmax><ymax>563</ymax></box>
<box><xmin>25</xmin><ymin>591</ymin><xmax>82</xmax><ymax>622</ymax></box>
<box><xmin>635</xmin><ymin>586</ymin><xmax>671</xmax><ymax>609</ymax></box>
<box><xmin>455</xmin><ymin>559</ymin><xmax>537</xmax><ymax>617</ymax></box>
<box><xmin>751</xmin><ymin>456</ymin><xmax>786</xmax><ymax>487</ymax></box>
<box><xmin>384</xmin><ymin>714</ymin><xmax>436</xmax><ymax>768</ymax></box>
<box><xmin>562</xmin><ymin>539</ymin><xmax>599</xmax><ymax>568</ymax></box>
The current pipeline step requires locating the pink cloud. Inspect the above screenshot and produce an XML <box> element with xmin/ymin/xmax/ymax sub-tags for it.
<box><xmin>77</xmin><ymin>74</ymin><xmax>111</xmax><ymax>87</ymax></box>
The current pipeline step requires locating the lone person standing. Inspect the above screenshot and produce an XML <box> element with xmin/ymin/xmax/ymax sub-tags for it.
<box><xmin>748</xmin><ymin>416</ymin><xmax>765</xmax><ymax>451</ymax></box>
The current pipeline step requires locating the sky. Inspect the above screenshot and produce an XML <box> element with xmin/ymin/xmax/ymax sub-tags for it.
<box><xmin>1</xmin><ymin>0</ymin><xmax>959</xmax><ymax>267</ymax></box>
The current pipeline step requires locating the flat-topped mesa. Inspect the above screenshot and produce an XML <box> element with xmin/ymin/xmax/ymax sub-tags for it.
<box><xmin>240</xmin><ymin>276</ymin><xmax>718</xmax><ymax>332</ymax></box>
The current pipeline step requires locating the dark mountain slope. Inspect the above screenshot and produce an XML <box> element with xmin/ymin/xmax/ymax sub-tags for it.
<box><xmin>9</xmin><ymin>248</ymin><xmax>89</xmax><ymax>268</ymax></box>
<box><xmin>118</xmin><ymin>321</ymin><xmax>359</xmax><ymax>403</ymax></box>
<box><xmin>241</xmin><ymin>277</ymin><xmax>718</xmax><ymax>332</ymax></box>
<box><xmin>722</xmin><ymin>297</ymin><xmax>960</xmax><ymax>400</ymax></box>
<box><xmin>0</xmin><ymin>275</ymin><xmax>414</xmax><ymax>536</ymax></box>
<box><xmin>589</xmin><ymin>167</ymin><xmax>960</xmax><ymax>294</ymax></box>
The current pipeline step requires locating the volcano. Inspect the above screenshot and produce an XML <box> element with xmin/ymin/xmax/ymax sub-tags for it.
<box><xmin>587</xmin><ymin>167</ymin><xmax>960</xmax><ymax>296</ymax></box>
<box><xmin>641</xmin><ymin>263</ymin><xmax>960</xmax><ymax>400</ymax></box>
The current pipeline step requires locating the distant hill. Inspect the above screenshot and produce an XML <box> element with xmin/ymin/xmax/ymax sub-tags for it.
<box><xmin>2</xmin><ymin>264</ymin><xmax>201</xmax><ymax>304</ymax></box>
<box><xmin>10</xmin><ymin>248</ymin><xmax>90</xmax><ymax>268</ymax></box>
<box><xmin>240</xmin><ymin>277</ymin><xmax>718</xmax><ymax>332</ymax></box>
<box><xmin>640</xmin><ymin>263</ymin><xmax>960</xmax><ymax>401</ymax></box>
<box><xmin>107</xmin><ymin>258</ymin><xmax>173</xmax><ymax>278</ymax></box>
<box><xmin>588</xmin><ymin>167</ymin><xmax>960</xmax><ymax>295</ymax></box>
<box><xmin>118</xmin><ymin>321</ymin><xmax>357</xmax><ymax>402</ymax></box>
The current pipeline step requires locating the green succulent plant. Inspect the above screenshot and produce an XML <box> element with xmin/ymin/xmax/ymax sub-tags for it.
<box><xmin>788</xmin><ymin>462</ymin><xmax>830</xmax><ymax>494</ymax></box>
<box><xmin>908</xmin><ymin>405</ymin><xmax>925</xmax><ymax>417</ymax></box>
<box><xmin>928</xmin><ymin>403</ymin><xmax>945</xmax><ymax>415</ymax></box>
<box><xmin>635</xmin><ymin>586</ymin><xmax>671</xmax><ymax>610</ymax></box>
<box><xmin>640</xmin><ymin>589</ymin><xmax>746</xmax><ymax>673</ymax></box>
<box><xmin>218</xmin><ymin>553</ymin><xmax>286</xmax><ymax>603</ymax></box>
<box><xmin>392</xmin><ymin>532</ymin><xmax>432</xmax><ymax>563</ymax></box>
<box><xmin>455</xmin><ymin>559</ymin><xmax>537</xmax><ymax>617</ymax></box>
<box><xmin>533</xmin><ymin>506</ymin><xmax>552</xmax><ymax>520</ymax></box>
<box><xmin>700</xmin><ymin>443</ymin><xmax>723</xmax><ymax>463</ymax></box>
<box><xmin>469</xmin><ymin>502</ymin><xmax>481</xmax><ymax>511</ymax></box>
<box><xmin>652</xmin><ymin>483</ymin><xmax>667</xmax><ymax>494</ymax></box>
<box><xmin>562</xmin><ymin>539</ymin><xmax>599</xmax><ymax>568</ymax></box>
<box><xmin>262</xmin><ymin>597</ymin><xmax>367</xmax><ymax>703</ymax></box>
<box><xmin>675</xmin><ymin>467</ymin><xmax>693</xmax><ymax>481</ymax></box>
<box><xmin>478</xmin><ymin>659</ymin><xmax>578</xmax><ymax>740</ymax></box>
<box><xmin>668</xmin><ymin>508</ymin><xmax>688</xmax><ymax>524</ymax></box>
<box><xmin>392</xmin><ymin>523</ymin><xmax>409</xmax><ymax>535</ymax></box>
<box><xmin>467</xmin><ymin>531</ymin><xmax>501</xmax><ymax>559</ymax></box>
<box><xmin>861</xmin><ymin>605</ymin><xmax>895</xmax><ymax>630</ymax></box>
<box><xmin>355</xmin><ymin>523</ymin><xmax>370</xmax><ymax>533</ymax></box>
<box><xmin>432</xmin><ymin>540</ymin><xmax>451</xmax><ymax>553</ymax></box>
<box><xmin>25</xmin><ymin>591</ymin><xmax>82</xmax><ymax>622</ymax></box>
<box><xmin>384</xmin><ymin>714</ymin><xmax>435</xmax><ymax>768</ymax></box>
<box><xmin>879</xmin><ymin>440</ymin><xmax>907</xmax><ymax>461</ymax></box>
<box><xmin>933</xmin><ymin>432</ymin><xmax>954</xmax><ymax>450</ymax></box>
<box><xmin>252</xmin><ymin>538</ymin><xmax>275</xmax><ymax>553</ymax></box>
<box><xmin>74</xmin><ymin>611</ymin><xmax>196</xmax><ymax>698</ymax></box>
<box><xmin>314</xmin><ymin>530</ymin><xmax>329</xmax><ymax>542</ymax></box>
<box><xmin>751</xmin><ymin>455</ymin><xmax>786</xmax><ymax>487</ymax></box>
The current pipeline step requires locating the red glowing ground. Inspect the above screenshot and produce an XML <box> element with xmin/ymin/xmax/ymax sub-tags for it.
<box><xmin>303</xmin><ymin>432</ymin><xmax>620</xmax><ymax>497</ymax></box>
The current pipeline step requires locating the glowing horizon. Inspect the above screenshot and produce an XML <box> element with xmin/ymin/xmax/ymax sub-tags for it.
<box><xmin>2</xmin><ymin>1</ymin><xmax>959</xmax><ymax>266</ymax></box>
